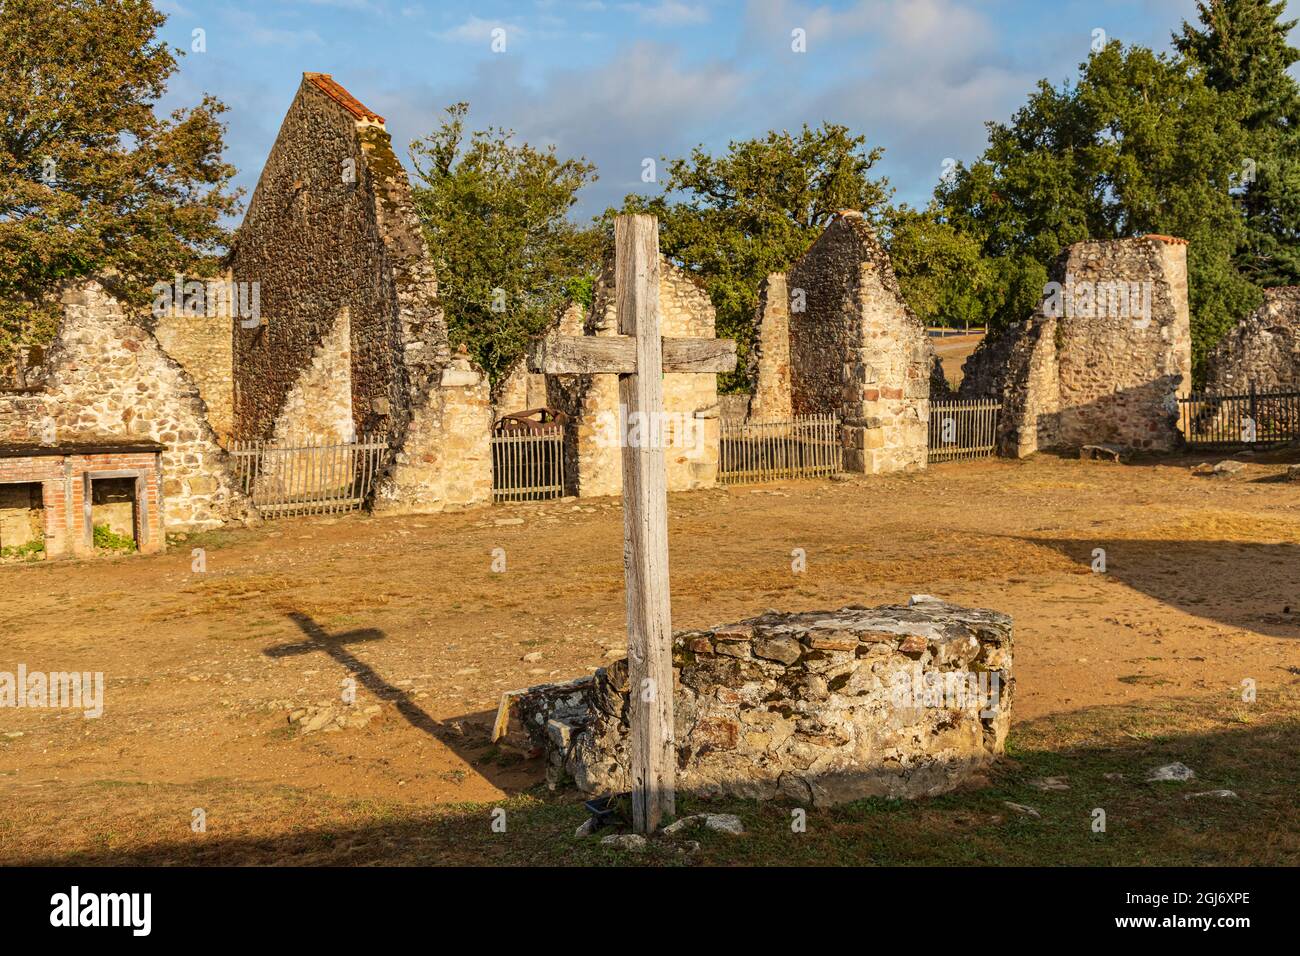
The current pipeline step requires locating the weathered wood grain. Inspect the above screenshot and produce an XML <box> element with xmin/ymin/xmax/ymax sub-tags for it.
<box><xmin>615</xmin><ymin>214</ymin><xmax>676</xmax><ymax>833</ymax></box>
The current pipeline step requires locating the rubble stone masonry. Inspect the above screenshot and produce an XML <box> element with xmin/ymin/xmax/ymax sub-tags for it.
<box><xmin>231</xmin><ymin>74</ymin><xmax>489</xmax><ymax>512</ymax></box>
<box><xmin>1204</xmin><ymin>286</ymin><xmax>1300</xmax><ymax>393</ymax></box>
<box><xmin>513</xmin><ymin>596</ymin><xmax>1013</xmax><ymax>807</ymax></box>
<box><xmin>546</xmin><ymin>259</ymin><xmax>721</xmax><ymax>497</ymax></box>
<box><xmin>962</xmin><ymin>236</ymin><xmax>1192</xmax><ymax>455</ymax></box>
<box><xmin>787</xmin><ymin>212</ymin><xmax>930</xmax><ymax>473</ymax></box>
<box><xmin>153</xmin><ymin>295</ymin><xmax>234</xmax><ymax>443</ymax></box>
<box><xmin>0</xmin><ymin>281</ymin><xmax>246</xmax><ymax>531</ymax></box>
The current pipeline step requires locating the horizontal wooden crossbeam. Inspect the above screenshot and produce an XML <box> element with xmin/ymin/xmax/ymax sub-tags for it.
<box><xmin>527</xmin><ymin>335</ymin><xmax>737</xmax><ymax>375</ymax></box>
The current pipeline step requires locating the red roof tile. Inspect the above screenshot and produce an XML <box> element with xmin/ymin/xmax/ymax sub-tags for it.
<box><xmin>1143</xmin><ymin>233</ymin><xmax>1188</xmax><ymax>245</ymax></box>
<box><xmin>303</xmin><ymin>72</ymin><xmax>385</xmax><ymax>125</ymax></box>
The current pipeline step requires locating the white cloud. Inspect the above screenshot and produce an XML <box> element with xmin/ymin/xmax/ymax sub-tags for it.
<box><xmin>434</xmin><ymin>16</ymin><xmax>526</xmax><ymax>43</ymax></box>
<box><xmin>371</xmin><ymin>41</ymin><xmax>745</xmax><ymax>217</ymax></box>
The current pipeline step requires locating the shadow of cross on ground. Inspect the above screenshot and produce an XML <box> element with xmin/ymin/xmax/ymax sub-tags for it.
<box><xmin>265</xmin><ymin>611</ymin><xmax>443</xmax><ymax>738</ymax></box>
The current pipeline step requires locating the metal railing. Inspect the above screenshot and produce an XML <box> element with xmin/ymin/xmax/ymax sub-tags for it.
<box><xmin>491</xmin><ymin>424</ymin><xmax>565</xmax><ymax>502</ymax></box>
<box><xmin>1178</xmin><ymin>385</ymin><xmax>1300</xmax><ymax>447</ymax></box>
<box><xmin>928</xmin><ymin>399</ymin><xmax>1001</xmax><ymax>462</ymax></box>
<box><xmin>719</xmin><ymin>414</ymin><xmax>841</xmax><ymax>484</ymax></box>
<box><xmin>229</xmin><ymin>435</ymin><xmax>388</xmax><ymax>517</ymax></box>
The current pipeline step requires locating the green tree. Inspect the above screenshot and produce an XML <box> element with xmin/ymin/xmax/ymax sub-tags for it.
<box><xmin>936</xmin><ymin>41</ymin><xmax>1258</xmax><ymax>369</ymax></box>
<box><xmin>1175</xmin><ymin>0</ymin><xmax>1300</xmax><ymax>287</ymax></box>
<box><xmin>883</xmin><ymin>204</ymin><xmax>991</xmax><ymax>329</ymax></box>
<box><xmin>619</xmin><ymin>123</ymin><xmax>891</xmax><ymax>391</ymax></box>
<box><xmin>0</xmin><ymin>0</ymin><xmax>240</xmax><ymax>369</ymax></box>
<box><xmin>409</xmin><ymin>103</ymin><xmax>601</xmax><ymax>388</ymax></box>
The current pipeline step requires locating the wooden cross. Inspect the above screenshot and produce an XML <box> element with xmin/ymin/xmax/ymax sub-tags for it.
<box><xmin>528</xmin><ymin>214</ymin><xmax>736</xmax><ymax>833</ymax></box>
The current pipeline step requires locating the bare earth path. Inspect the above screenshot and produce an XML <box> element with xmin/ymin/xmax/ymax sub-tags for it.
<box><xmin>2</xmin><ymin>452</ymin><xmax>1298</xmax><ymax>864</ymax></box>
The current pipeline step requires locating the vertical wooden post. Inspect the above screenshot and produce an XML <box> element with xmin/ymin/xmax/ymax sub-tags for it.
<box><xmin>615</xmin><ymin>214</ymin><xmax>676</xmax><ymax>833</ymax></box>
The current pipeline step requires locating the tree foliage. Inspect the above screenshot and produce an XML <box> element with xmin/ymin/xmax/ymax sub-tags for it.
<box><xmin>932</xmin><ymin>41</ymin><xmax>1258</xmax><ymax>369</ymax></box>
<box><xmin>883</xmin><ymin>205</ymin><xmax>991</xmax><ymax>329</ymax></box>
<box><xmin>0</xmin><ymin>0</ymin><xmax>240</xmax><ymax>366</ymax></box>
<box><xmin>1175</xmin><ymin>0</ymin><xmax>1300</xmax><ymax>287</ymax></box>
<box><xmin>618</xmin><ymin>123</ymin><xmax>890</xmax><ymax>391</ymax></box>
<box><xmin>409</xmin><ymin>103</ymin><xmax>601</xmax><ymax>388</ymax></box>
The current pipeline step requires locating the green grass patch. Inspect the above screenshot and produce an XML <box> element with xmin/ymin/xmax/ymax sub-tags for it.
<box><xmin>0</xmin><ymin>538</ymin><xmax>44</xmax><ymax>560</ymax></box>
<box><xmin>93</xmin><ymin>524</ymin><xmax>136</xmax><ymax>552</ymax></box>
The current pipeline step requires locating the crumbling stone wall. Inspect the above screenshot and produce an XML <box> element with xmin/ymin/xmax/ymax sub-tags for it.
<box><xmin>746</xmin><ymin>273</ymin><xmax>793</xmax><ymax>422</ymax></box>
<box><xmin>512</xmin><ymin>597</ymin><xmax>1013</xmax><ymax>807</ymax></box>
<box><xmin>960</xmin><ymin>317</ymin><xmax>1061</xmax><ymax>457</ymax></box>
<box><xmin>1204</xmin><ymin>286</ymin><xmax>1300</xmax><ymax>392</ymax></box>
<box><xmin>0</xmin><ymin>281</ymin><xmax>247</xmax><ymax>531</ymax></box>
<box><xmin>374</xmin><ymin>347</ymin><xmax>493</xmax><ymax>512</ymax></box>
<box><xmin>231</xmin><ymin>73</ymin><xmax>490</xmax><ymax>512</ymax></box>
<box><xmin>961</xmin><ymin>235</ymin><xmax>1192</xmax><ymax>455</ymax></box>
<box><xmin>545</xmin><ymin>260</ymin><xmax>720</xmax><ymax>497</ymax></box>
<box><xmin>787</xmin><ymin>212</ymin><xmax>930</xmax><ymax>473</ymax></box>
<box><xmin>153</xmin><ymin>282</ymin><xmax>234</xmax><ymax>443</ymax></box>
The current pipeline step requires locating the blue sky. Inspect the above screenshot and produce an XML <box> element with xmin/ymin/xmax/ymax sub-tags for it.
<box><xmin>155</xmin><ymin>0</ymin><xmax>1215</xmax><ymax>221</ymax></box>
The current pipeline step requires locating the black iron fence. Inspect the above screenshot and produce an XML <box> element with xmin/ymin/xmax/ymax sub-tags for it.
<box><xmin>1178</xmin><ymin>385</ymin><xmax>1300</xmax><ymax>447</ymax></box>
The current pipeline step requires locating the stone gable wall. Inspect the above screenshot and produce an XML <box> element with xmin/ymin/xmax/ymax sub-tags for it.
<box><xmin>230</xmin><ymin>77</ymin><xmax>451</xmax><ymax>442</ymax></box>
<box><xmin>1204</xmin><ymin>286</ymin><xmax>1300</xmax><ymax>393</ymax></box>
<box><xmin>232</xmin><ymin>75</ymin><xmax>487</xmax><ymax>513</ymax></box>
<box><xmin>0</xmin><ymin>281</ymin><xmax>248</xmax><ymax>531</ymax></box>
<box><xmin>787</xmin><ymin>213</ymin><xmax>930</xmax><ymax>473</ymax></box>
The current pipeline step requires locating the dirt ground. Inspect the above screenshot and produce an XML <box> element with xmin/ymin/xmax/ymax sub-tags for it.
<box><xmin>930</xmin><ymin>331</ymin><xmax>985</xmax><ymax>386</ymax></box>
<box><xmin>2</xmin><ymin>449</ymin><xmax>1298</xmax><ymax>864</ymax></box>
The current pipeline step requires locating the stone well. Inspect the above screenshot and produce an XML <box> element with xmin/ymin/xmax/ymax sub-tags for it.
<box><xmin>502</xmin><ymin>596</ymin><xmax>1013</xmax><ymax>807</ymax></box>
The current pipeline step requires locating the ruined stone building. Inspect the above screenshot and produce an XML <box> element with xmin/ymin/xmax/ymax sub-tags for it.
<box><xmin>0</xmin><ymin>281</ymin><xmax>246</xmax><ymax>558</ymax></box>
<box><xmin>961</xmin><ymin>235</ymin><xmax>1193</xmax><ymax>456</ymax></box>
<box><xmin>543</xmin><ymin>258</ymin><xmax>722</xmax><ymax>496</ymax></box>
<box><xmin>1204</xmin><ymin>286</ymin><xmax>1300</xmax><ymax>393</ymax></box>
<box><xmin>229</xmin><ymin>73</ymin><xmax>491</xmax><ymax>513</ymax></box>
<box><xmin>745</xmin><ymin>211</ymin><xmax>932</xmax><ymax>474</ymax></box>
<box><xmin>152</xmin><ymin>277</ymin><xmax>235</xmax><ymax>443</ymax></box>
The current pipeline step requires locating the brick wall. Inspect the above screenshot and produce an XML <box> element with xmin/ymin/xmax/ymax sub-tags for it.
<box><xmin>0</xmin><ymin>448</ymin><xmax>164</xmax><ymax>557</ymax></box>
